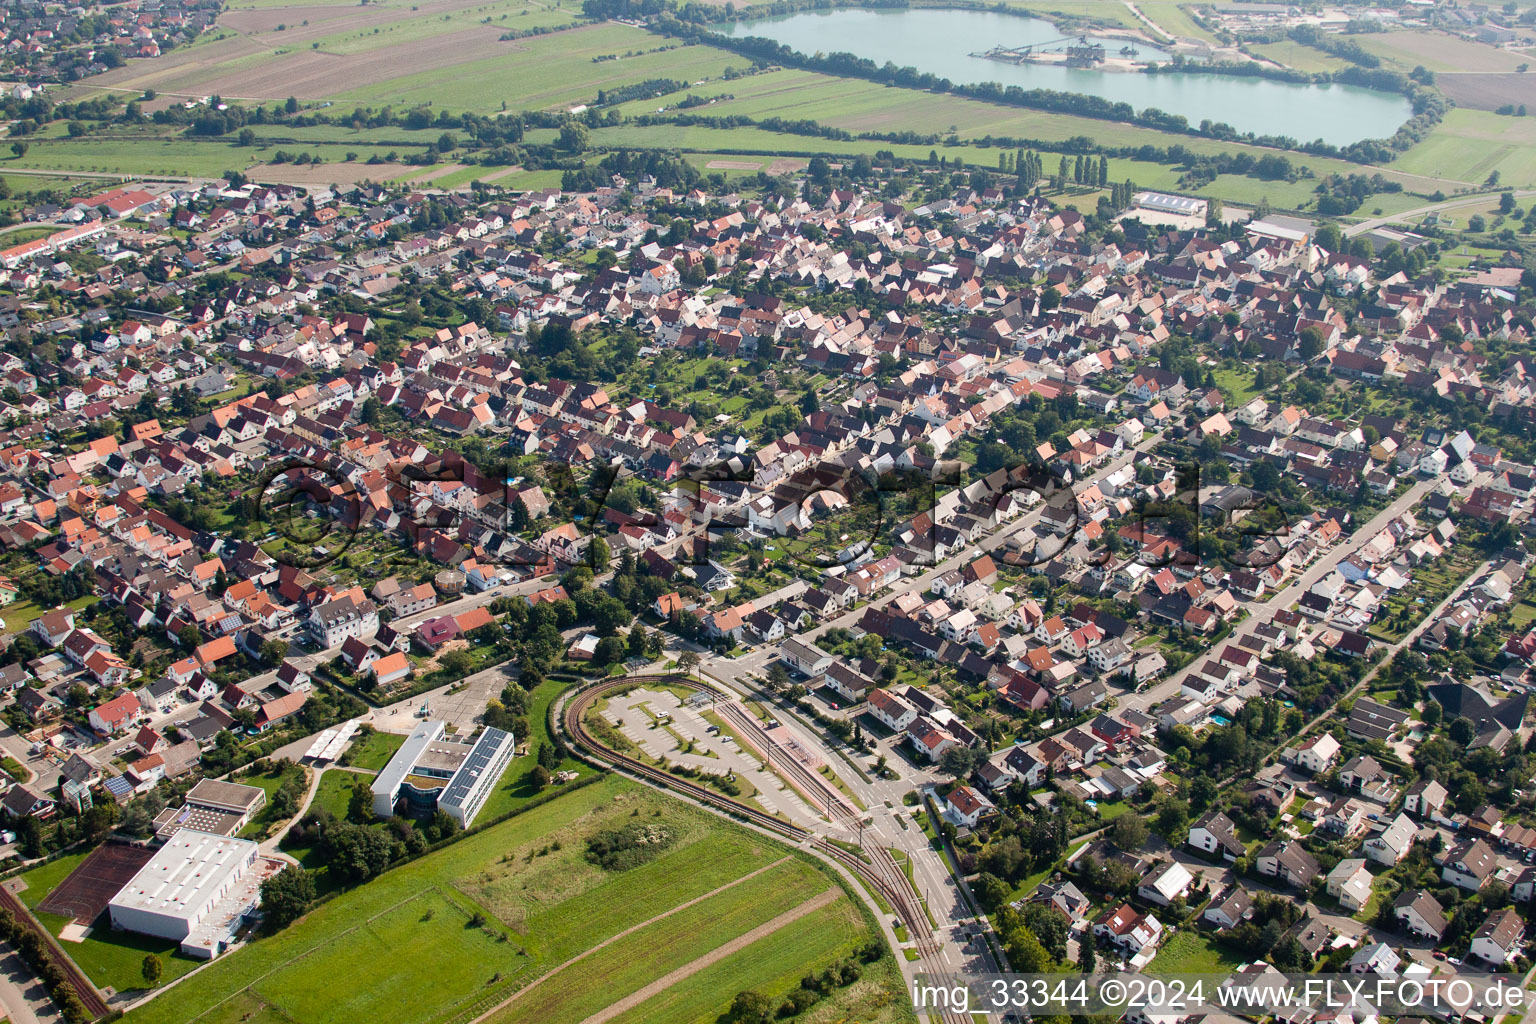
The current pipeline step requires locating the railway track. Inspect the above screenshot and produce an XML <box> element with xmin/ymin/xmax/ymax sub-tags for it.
<box><xmin>560</xmin><ymin>675</ymin><xmax>972</xmax><ymax>1024</ymax></box>
<box><xmin>713</xmin><ymin>699</ymin><xmax>861</xmax><ymax>823</ymax></box>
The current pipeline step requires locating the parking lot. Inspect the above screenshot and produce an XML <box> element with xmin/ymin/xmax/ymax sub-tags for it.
<box><xmin>602</xmin><ymin>688</ymin><xmax>822</xmax><ymax>825</ymax></box>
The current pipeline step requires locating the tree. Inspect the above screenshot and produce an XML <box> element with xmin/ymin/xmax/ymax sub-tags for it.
<box><xmin>141</xmin><ymin>953</ymin><xmax>163</xmax><ymax>987</ymax></box>
<box><xmin>1155</xmin><ymin>797</ymin><xmax>1190</xmax><ymax>841</ymax></box>
<box><xmin>1004</xmin><ymin>922</ymin><xmax>1053</xmax><ymax>972</ymax></box>
<box><xmin>531</xmin><ymin>765</ymin><xmax>552</xmax><ymax>790</ymax></box>
<box><xmin>18</xmin><ymin>813</ymin><xmax>44</xmax><ymax>857</ymax></box>
<box><xmin>320</xmin><ymin>821</ymin><xmax>394</xmax><ymax>881</ymax></box>
<box><xmin>974</xmin><ymin>872</ymin><xmax>1012</xmax><ymax>912</ymax></box>
<box><xmin>594</xmin><ymin>635</ymin><xmax>626</xmax><ymax>665</ymax></box>
<box><xmin>260</xmin><ymin>866</ymin><xmax>316</xmax><ymax>929</ymax></box>
<box><xmin>1078</xmin><ymin>937</ymin><xmax>1097</xmax><ymax>973</ymax></box>
<box><xmin>439</xmin><ymin>648</ymin><xmax>475</xmax><ymax>678</ymax></box>
<box><xmin>766</xmin><ymin>662</ymin><xmax>790</xmax><ymax>692</ymax></box>
<box><xmin>557</xmin><ymin>121</ymin><xmax>588</xmax><ymax>152</ymax></box>
<box><xmin>677</xmin><ymin>650</ymin><xmax>701</xmax><ymax>678</ymax></box>
<box><xmin>347</xmin><ymin>779</ymin><xmax>374</xmax><ymax>822</ymax></box>
<box><xmin>588</xmin><ymin>535</ymin><xmax>611</xmax><ymax>573</ymax></box>
<box><xmin>1449</xmin><ymin>716</ymin><xmax>1475</xmax><ymax>745</ymax></box>
<box><xmin>726</xmin><ymin>991</ymin><xmax>774</xmax><ymax>1024</ymax></box>
<box><xmin>1108</xmin><ymin>812</ymin><xmax>1148</xmax><ymax>851</ymax></box>
<box><xmin>9</xmin><ymin>141</ymin><xmax>26</xmax><ymax>159</ymax></box>
<box><xmin>1297</xmin><ymin>326</ymin><xmax>1325</xmax><ymax>361</ymax></box>
<box><xmin>939</xmin><ymin>745</ymin><xmax>985</xmax><ymax>780</ymax></box>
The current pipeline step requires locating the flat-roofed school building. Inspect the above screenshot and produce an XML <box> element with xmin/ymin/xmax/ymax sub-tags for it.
<box><xmin>372</xmin><ymin>720</ymin><xmax>516</xmax><ymax>827</ymax></box>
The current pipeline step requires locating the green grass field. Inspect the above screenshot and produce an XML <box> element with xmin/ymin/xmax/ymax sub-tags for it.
<box><xmin>344</xmin><ymin>729</ymin><xmax>405</xmax><ymax>772</ymax></box>
<box><xmin>1396</xmin><ymin>108</ymin><xmax>1536</xmax><ymax>188</ymax></box>
<box><xmin>332</xmin><ymin>23</ymin><xmax>746</xmax><ymax>113</ymax></box>
<box><xmin>488</xmin><ymin>860</ymin><xmax>833</xmax><ymax>1024</ymax></box>
<box><xmin>1134</xmin><ymin>1</ymin><xmax>1218</xmax><ymax>44</ymax></box>
<box><xmin>2</xmin><ymin>594</ymin><xmax>97</xmax><ymax>636</ymax></box>
<box><xmin>1</xmin><ymin>173</ymin><xmax>109</xmax><ymax>199</ymax></box>
<box><xmin>301</xmin><ymin>0</ymin><xmax>580</xmax><ymax>56</ymax></box>
<box><xmin>1247</xmin><ymin>40</ymin><xmax>1350</xmax><ymax>74</ymax></box>
<box><xmin>1213</xmin><ymin>367</ymin><xmax>1261</xmax><ymax>406</ymax></box>
<box><xmin>120</xmin><ymin>776</ymin><xmax>909</xmax><ymax>1024</ymax></box>
<box><xmin>1149</xmin><ymin>930</ymin><xmax>1247</xmax><ymax>974</ymax></box>
<box><xmin>616</xmin><ymin>906</ymin><xmax>898</xmax><ymax>1024</ymax></box>
<box><xmin>0</xmin><ymin>225</ymin><xmax>64</xmax><ymax>244</ymax></box>
<box><xmin>991</xmin><ymin>0</ymin><xmax>1141</xmax><ymax>31</ymax></box>
<box><xmin>261</xmin><ymin>888</ymin><xmax>524</xmax><ymax>1024</ymax></box>
<box><xmin>308</xmin><ymin>768</ymin><xmax>365</xmax><ymax>821</ymax></box>
<box><xmin>430</xmin><ymin>164</ymin><xmax>513</xmax><ymax>189</ymax></box>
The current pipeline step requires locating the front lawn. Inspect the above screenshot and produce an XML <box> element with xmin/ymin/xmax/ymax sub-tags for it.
<box><xmin>1149</xmin><ymin>930</ymin><xmax>1246</xmax><ymax>974</ymax></box>
<box><xmin>341</xmin><ymin>729</ymin><xmax>405</xmax><ymax>772</ymax></box>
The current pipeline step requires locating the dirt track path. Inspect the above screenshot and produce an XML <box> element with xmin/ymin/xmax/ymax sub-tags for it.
<box><xmin>466</xmin><ymin>855</ymin><xmax>795</xmax><ymax>1024</ymax></box>
<box><xmin>575</xmin><ymin>889</ymin><xmax>841</xmax><ymax>1024</ymax></box>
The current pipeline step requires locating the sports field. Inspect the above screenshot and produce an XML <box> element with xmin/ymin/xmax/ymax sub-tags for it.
<box><xmin>37</xmin><ymin>843</ymin><xmax>155</xmax><ymax>923</ymax></box>
<box><xmin>120</xmin><ymin>776</ymin><xmax>911</xmax><ymax>1024</ymax></box>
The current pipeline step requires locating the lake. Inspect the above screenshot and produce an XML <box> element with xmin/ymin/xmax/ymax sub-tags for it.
<box><xmin>718</xmin><ymin>8</ymin><xmax>1413</xmax><ymax>146</ymax></box>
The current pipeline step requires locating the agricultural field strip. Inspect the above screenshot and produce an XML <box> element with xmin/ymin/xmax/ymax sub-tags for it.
<box><xmin>614</xmin><ymin>908</ymin><xmax>882</xmax><ymax>1024</ymax></box>
<box><xmin>506</xmin><ymin>831</ymin><xmax>794</xmax><ymax>958</ymax></box>
<box><xmin>575</xmin><ymin>888</ymin><xmax>842</xmax><ymax>1024</ymax></box>
<box><xmin>464</xmin><ymin>854</ymin><xmax>794</xmax><ymax>1024</ymax></box>
<box><xmin>485</xmin><ymin>862</ymin><xmax>840</xmax><ymax>1024</ymax></box>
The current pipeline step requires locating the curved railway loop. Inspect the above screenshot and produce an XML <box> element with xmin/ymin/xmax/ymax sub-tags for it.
<box><xmin>559</xmin><ymin>673</ymin><xmax>971</xmax><ymax>1024</ymax></box>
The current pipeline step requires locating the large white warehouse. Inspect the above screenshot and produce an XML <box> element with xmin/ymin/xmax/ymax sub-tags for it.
<box><xmin>107</xmin><ymin>829</ymin><xmax>266</xmax><ymax>959</ymax></box>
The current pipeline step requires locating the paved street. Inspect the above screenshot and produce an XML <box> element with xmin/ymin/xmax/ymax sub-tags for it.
<box><xmin>1114</xmin><ymin>473</ymin><xmax>1442</xmax><ymax>720</ymax></box>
